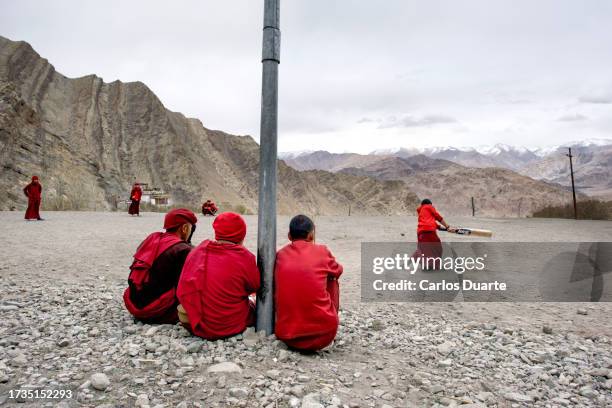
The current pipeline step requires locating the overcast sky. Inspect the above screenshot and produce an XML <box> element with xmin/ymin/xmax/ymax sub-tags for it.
<box><xmin>2</xmin><ymin>1</ymin><xmax>612</xmax><ymax>153</ymax></box>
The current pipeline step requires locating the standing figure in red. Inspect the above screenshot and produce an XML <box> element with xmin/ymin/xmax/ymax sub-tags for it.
<box><xmin>23</xmin><ymin>176</ymin><xmax>43</xmax><ymax>221</ymax></box>
<box><xmin>128</xmin><ymin>183</ymin><xmax>142</xmax><ymax>216</ymax></box>
<box><xmin>201</xmin><ymin>199</ymin><xmax>218</xmax><ymax>216</ymax></box>
<box><xmin>413</xmin><ymin>199</ymin><xmax>453</xmax><ymax>269</ymax></box>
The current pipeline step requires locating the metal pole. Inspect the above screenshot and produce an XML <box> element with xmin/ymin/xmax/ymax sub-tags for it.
<box><xmin>256</xmin><ymin>0</ymin><xmax>280</xmax><ymax>335</ymax></box>
<box><xmin>471</xmin><ymin>196</ymin><xmax>475</xmax><ymax>217</ymax></box>
<box><xmin>566</xmin><ymin>147</ymin><xmax>578</xmax><ymax>220</ymax></box>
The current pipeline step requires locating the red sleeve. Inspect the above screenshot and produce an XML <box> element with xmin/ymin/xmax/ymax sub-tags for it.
<box><xmin>244</xmin><ymin>253</ymin><xmax>261</xmax><ymax>293</ymax></box>
<box><xmin>431</xmin><ymin>207</ymin><xmax>444</xmax><ymax>222</ymax></box>
<box><xmin>324</xmin><ymin>247</ymin><xmax>343</xmax><ymax>279</ymax></box>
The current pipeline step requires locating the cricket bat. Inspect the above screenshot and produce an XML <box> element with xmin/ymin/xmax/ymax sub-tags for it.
<box><xmin>439</xmin><ymin>226</ymin><xmax>493</xmax><ymax>238</ymax></box>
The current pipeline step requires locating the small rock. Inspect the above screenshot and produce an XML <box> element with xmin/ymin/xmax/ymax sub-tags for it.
<box><xmin>206</xmin><ymin>362</ymin><xmax>242</xmax><ymax>374</ymax></box>
<box><xmin>187</xmin><ymin>342</ymin><xmax>201</xmax><ymax>353</ymax></box>
<box><xmin>180</xmin><ymin>356</ymin><xmax>195</xmax><ymax>367</ymax></box>
<box><xmin>278</xmin><ymin>349</ymin><xmax>289</xmax><ymax>362</ymax></box>
<box><xmin>290</xmin><ymin>385</ymin><xmax>305</xmax><ymax>398</ymax></box>
<box><xmin>579</xmin><ymin>386</ymin><xmax>597</xmax><ymax>399</ymax></box>
<box><xmin>430</xmin><ymin>385</ymin><xmax>444</xmax><ymax>394</ymax></box>
<box><xmin>301</xmin><ymin>393</ymin><xmax>324</xmax><ymax>408</ymax></box>
<box><xmin>135</xmin><ymin>394</ymin><xmax>149</xmax><ymax>407</ymax></box>
<box><xmin>266</xmin><ymin>369</ymin><xmax>281</xmax><ymax>379</ymax></box>
<box><xmin>542</xmin><ymin>325</ymin><xmax>553</xmax><ymax>334</ymax></box>
<box><xmin>90</xmin><ymin>373</ymin><xmax>110</xmax><ymax>391</ymax></box>
<box><xmin>504</xmin><ymin>392</ymin><xmax>534</xmax><ymax>403</ymax></box>
<box><xmin>438</xmin><ymin>358</ymin><xmax>452</xmax><ymax>368</ymax></box>
<box><xmin>576</xmin><ymin>308</ymin><xmax>588</xmax><ymax>315</ymax></box>
<box><xmin>57</xmin><ymin>339</ymin><xmax>70</xmax><ymax>347</ymax></box>
<box><xmin>10</xmin><ymin>354</ymin><xmax>27</xmax><ymax>367</ymax></box>
<box><xmin>229</xmin><ymin>387</ymin><xmax>249</xmax><ymax>399</ymax></box>
<box><xmin>242</xmin><ymin>327</ymin><xmax>259</xmax><ymax>346</ymax></box>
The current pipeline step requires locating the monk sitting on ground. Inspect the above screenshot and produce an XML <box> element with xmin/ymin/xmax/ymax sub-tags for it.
<box><xmin>123</xmin><ymin>208</ymin><xmax>198</xmax><ymax>323</ymax></box>
<box><xmin>275</xmin><ymin>215</ymin><xmax>343</xmax><ymax>351</ymax></box>
<box><xmin>201</xmin><ymin>199</ymin><xmax>218</xmax><ymax>216</ymax></box>
<box><xmin>177</xmin><ymin>212</ymin><xmax>259</xmax><ymax>340</ymax></box>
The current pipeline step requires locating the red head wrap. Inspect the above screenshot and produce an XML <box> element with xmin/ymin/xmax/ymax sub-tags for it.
<box><xmin>213</xmin><ymin>212</ymin><xmax>247</xmax><ymax>243</ymax></box>
<box><xmin>164</xmin><ymin>208</ymin><xmax>198</xmax><ymax>230</ymax></box>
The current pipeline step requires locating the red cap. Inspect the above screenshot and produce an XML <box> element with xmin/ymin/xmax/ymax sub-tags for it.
<box><xmin>213</xmin><ymin>212</ymin><xmax>247</xmax><ymax>243</ymax></box>
<box><xmin>32</xmin><ymin>176</ymin><xmax>39</xmax><ymax>181</ymax></box>
<box><xmin>164</xmin><ymin>208</ymin><xmax>198</xmax><ymax>230</ymax></box>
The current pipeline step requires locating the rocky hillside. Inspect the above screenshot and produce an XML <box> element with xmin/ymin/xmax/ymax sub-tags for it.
<box><xmin>0</xmin><ymin>36</ymin><xmax>419</xmax><ymax>215</ymax></box>
<box><xmin>283</xmin><ymin>151</ymin><xmax>576</xmax><ymax>217</ymax></box>
<box><xmin>519</xmin><ymin>144</ymin><xmax>612</xmax><ymax>200</ymax></box>
<box><xmin>289</xmin><ymin>141</ymin><xmax>612</xmax><ymax>200</ymax></box>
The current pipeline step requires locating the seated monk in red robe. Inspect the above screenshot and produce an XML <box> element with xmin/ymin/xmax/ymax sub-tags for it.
<box><xmin>128</xmin><ymin>183</ymin><xmax>142</xmax><ymax>216</ymax></box>
<box><xmin>275</xmin><ymin>215</ymin><xmax>343</xmax><ymax>351</ymax></box>
<box><xmin>177</xmin><ymin>212</ymin><xmax>260</xmax><ymax>340</ymax></box>
<box><xmin>202</xmin><ymin>200</ymin><xmax>218</xmax><ymax>216</ymax></box>
<box><xmin>123</xmin><ymin>208</ymin><xmax>198</xmax><ymax>323</ymax></box>
<box><xmin>412</xmin><ymin>199</ymin><xmax>453</xmax><ymax>269</ymax></box>
<box><xmin>23</xmin><ymin>176</ymin><xmax>43</xmax><ymax>221</ymax></box>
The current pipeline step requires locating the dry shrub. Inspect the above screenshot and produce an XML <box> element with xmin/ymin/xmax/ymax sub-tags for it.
<box><xmin>532</xmin><ymin>199</ymin><xmax>611</xmax><ymax>220</ymax></box>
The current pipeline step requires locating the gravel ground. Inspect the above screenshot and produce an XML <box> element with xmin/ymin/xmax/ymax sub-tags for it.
<box><xmin>0</xmin><ymin>211</ymin><xmax>611</xmax><ymax>407</ymax></box>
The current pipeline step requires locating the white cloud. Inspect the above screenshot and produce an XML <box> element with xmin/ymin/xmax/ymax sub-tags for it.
<box><xmin>2</xmin><ymin>0</ymin><xmax>612</xmax><ymax>152</ymax></box>
<box><xmin>557</xmin><ymin>114</ymin><xmax>588</xmax><ymax>122</ymax></box>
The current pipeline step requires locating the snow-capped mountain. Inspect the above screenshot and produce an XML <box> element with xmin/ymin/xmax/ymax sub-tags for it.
<box><xmin>280</xmin><ymin>138</ymin><xmax>612</xmax><ymax>199</ymax></box>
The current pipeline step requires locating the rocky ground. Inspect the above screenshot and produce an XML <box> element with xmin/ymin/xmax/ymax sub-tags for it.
<box><xmin>1</xmin><ymin>212</ymin><xmax>611</xmax><ymax>407</ymax></box>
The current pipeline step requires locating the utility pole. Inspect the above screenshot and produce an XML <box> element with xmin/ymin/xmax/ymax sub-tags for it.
<box><xmin>566</xmin><ymin>147</ymin><xmax>578</xmax><ymax>220</ymax></box>
<box><xmin>256</xmin><ymin>0</ymin><xmax>281</xmax><ymax>335</ymax></box>
<box><xmin>471</xmin><ymin>197</ymin><xmax>475</xmax><ymax>217</ymax></box>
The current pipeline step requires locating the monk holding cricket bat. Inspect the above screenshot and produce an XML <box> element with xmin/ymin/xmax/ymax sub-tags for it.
<box><xmin>413</xmin><ymin>199</ymin><xmax>454</xmax><ymax>263</ymax></box>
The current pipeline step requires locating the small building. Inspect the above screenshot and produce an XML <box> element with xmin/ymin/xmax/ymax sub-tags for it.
<box><xmin>136</xmin><ymin>183</ymin><xmax>173</xmax><ymax>207</ymax></box>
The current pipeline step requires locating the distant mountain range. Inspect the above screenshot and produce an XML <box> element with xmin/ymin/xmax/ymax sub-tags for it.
<box><xmin>280</xmin><ymin>151</ymin><xmax>580</xmax><ymax>217</ymax></box>
<box><xmin>281</xmin><ymin>139</ymin><xmax>612</xmax><ymax>201</ymax></box>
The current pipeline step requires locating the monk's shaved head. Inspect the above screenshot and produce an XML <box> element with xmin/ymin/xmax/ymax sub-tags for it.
<box><xmin>289</xmin><ymin>215</ymin><xmax>315</xmax><ymax>241</ymax></box>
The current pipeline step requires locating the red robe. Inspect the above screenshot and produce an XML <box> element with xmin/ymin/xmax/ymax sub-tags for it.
<box><xmin>123</xmin><ymin>232</ymin><xmax>190</xmax><ymax>323</ymax></box>
<box><xmin>414</xmin><ymin>204</ymin><xmax>444</xmax><ymax>263</ymax></box>
<box><xmin>129</xmin><ymin>185</ymin><xmax>142</xmax><ymax>215</ymax></box>
<box><xmin>275</xmin><ymin>240</ymin><xmax>343</xmax><ymax>351</ymax></box>
<box><xmin>177</xmin><ymin>240</ymin><xmax>260</xmax><ymax>340</ymax></box>
<box><xmin>202</xmin><ymin>201</ymin><xmax>218</xmax><ymax>215</ymax></box>
<box><xmin>416</xmin><ymin>204</ymin><xmax>444</xmax><ymax>234</ymax></box>
<box><xmin>23</xmin><ymin>182</ymin><xmax>42</xmax><ymax>220</ymax></box>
